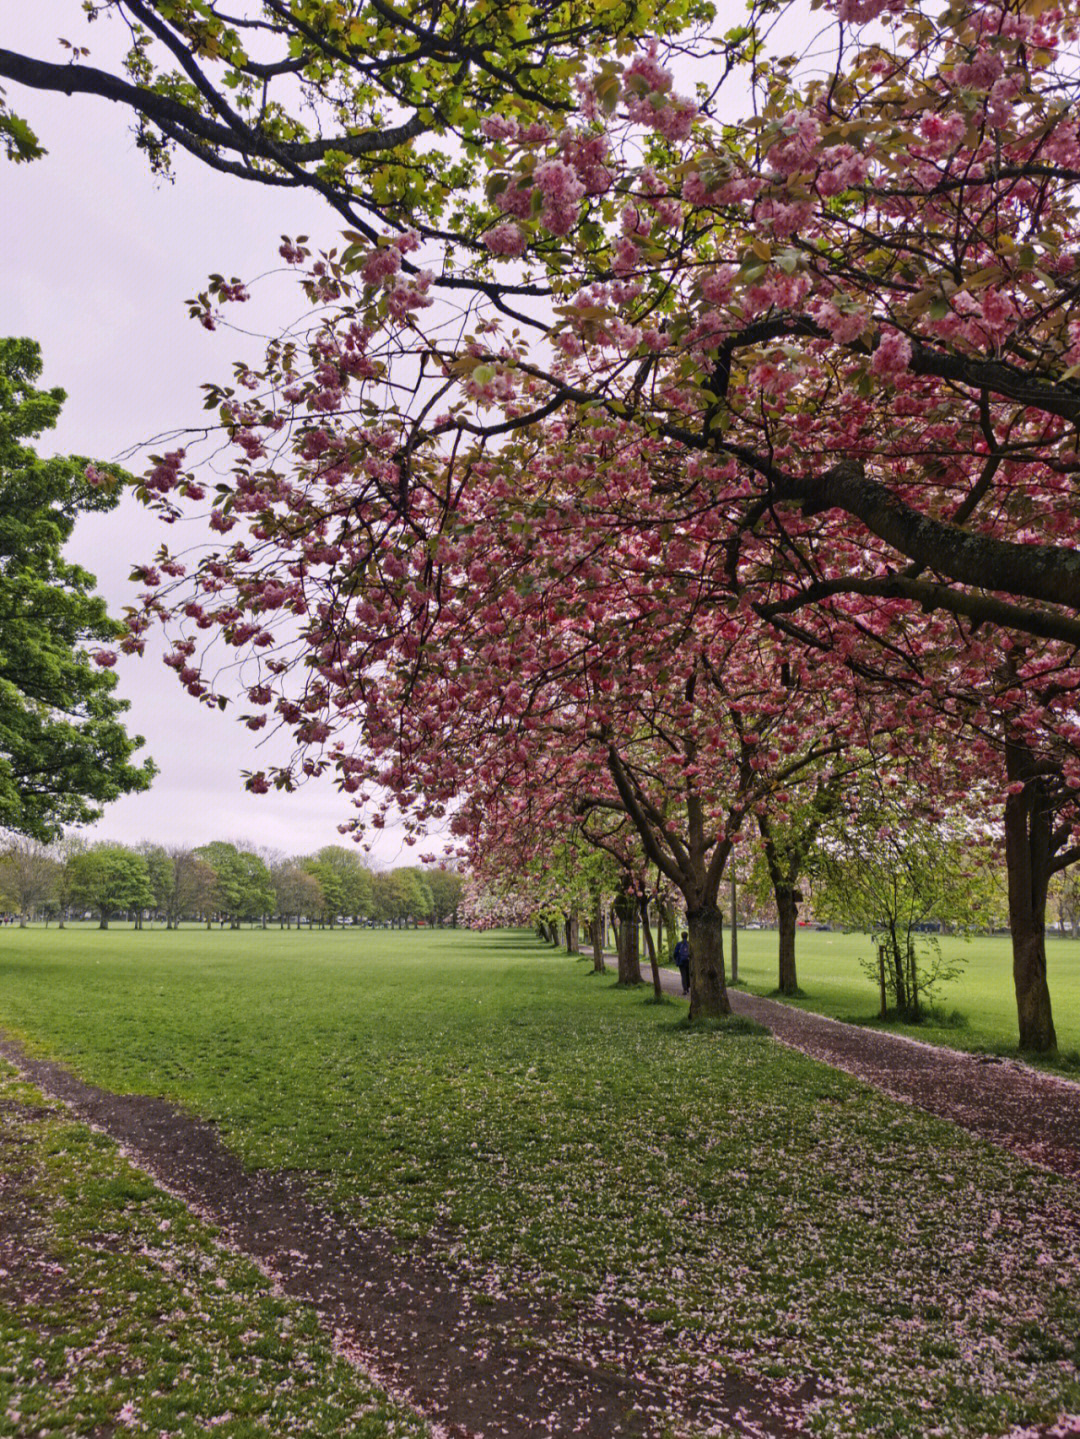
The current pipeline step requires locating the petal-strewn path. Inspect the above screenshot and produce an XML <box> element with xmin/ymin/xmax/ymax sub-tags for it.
<box><xmin>0</xmin><ymin>1030</ymin><xmax>812</xmax><ymax>1439</ymax></box>
<box><xmin>645</xmin><ymin>960</ymin><xmax>1080</xmax><ymax>1183</ymax></box>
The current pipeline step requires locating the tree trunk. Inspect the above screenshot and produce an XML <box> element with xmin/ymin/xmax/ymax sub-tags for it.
<box><xmin>729</xmin><ymin>868</ymin><xmax>739</xmax><ymax>984</ymax></box>
<box><xmin>1004</xmin><ymin>749</ymin><xmax>1057</xmax><ymax>1052</ymax></box>
<box><xmin>614</xmin><ymin>891</ymin><xmax>642</xmax><ymax>985</ymax></box>
<box><xmin>639</xmin><ymin>893</ymin><xmax>663</xmax><ymax>1001</ymax></box>
<box><xmin>565</xmin><ymin>913</ymin><xmax>579</xmax><ymax>955</ymax></box>
<box><xmin>775</xmin><ymin>884</ymin><xmax>799</xmax><ymax>995</ymax></box>
<box><xmin>887</xmin><ymin>924</ymin><xmax>908</xmax><ymax>1014</ymax></box>
<box><xmin>660</xmin><ymin>900</ymin><xmax>678</xmax><ymax>962</ymax></box>
<box><xmin>687</xmin><ymin>904</ymin><xmax>730</xmax><ymax>1019</ymax></box>
<box><xmin>99</xmin><ymin>912</ymin><xmax>109</xmax><ymax>931</ymax></box>
<box><xmin>591</xmin><ymin>894</ymin><xmax>605</xmax><ymax>972</ymax></box>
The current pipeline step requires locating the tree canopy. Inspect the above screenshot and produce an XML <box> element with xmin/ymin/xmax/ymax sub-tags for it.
<box><xmin>0</xmin><ymin>337</ymin><xmax>155</xmax><ymax>838</ymax></box>
<box><xmin>0</xmin><ymin>0</ymin><xmax>710</xmax><ymax>266</ymax></box>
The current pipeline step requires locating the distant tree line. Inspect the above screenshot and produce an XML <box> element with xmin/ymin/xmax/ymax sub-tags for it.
<box><xmin>0</xmin><ymin>836</ymin><xmax>464</xmax><ymax>931</ymax></box>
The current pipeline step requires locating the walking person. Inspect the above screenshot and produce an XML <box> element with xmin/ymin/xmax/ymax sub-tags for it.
<box><xmin>673</xmin><ymin>930</ymin><xmax>691</xmax><ymax>997</ymax></box>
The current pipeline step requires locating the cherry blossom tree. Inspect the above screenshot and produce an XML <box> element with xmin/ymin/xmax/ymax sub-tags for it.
<box><xmin>120</xmin><ymin>0</ymin><xmax>1080</xmax><ymax>1049</ymax></box>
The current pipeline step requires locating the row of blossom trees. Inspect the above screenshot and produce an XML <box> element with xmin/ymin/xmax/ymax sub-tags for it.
<box><xmin>6</xmin><ymin>0</ymin><xmax>1079</xmax><ymax>1048</ymax></box>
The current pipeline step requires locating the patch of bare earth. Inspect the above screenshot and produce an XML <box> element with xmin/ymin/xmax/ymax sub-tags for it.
<box><xmin>0</xmin><ymin>1034</ymin><xmax>815</xmax><ymax>1438</ymax></box>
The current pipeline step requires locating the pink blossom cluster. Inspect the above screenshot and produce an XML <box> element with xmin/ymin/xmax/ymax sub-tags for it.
<box><xmin>532</xmin><ymin>160</ymin><xmax>586</xmax><ymax>237</ymax></box>
<box><xmin>144</xmin><ymin>450</ymin><xmax>187</xmax><ymax>495</ymax></box>
<box><xmin>483</xmin><ymin>222</ymin><xmax>527</xmax><ymax>258</ymax></box>
<box><xmin>869</xmin><ymin>329</ymin><xmax>913</xmax><ymax>379</ymax></box>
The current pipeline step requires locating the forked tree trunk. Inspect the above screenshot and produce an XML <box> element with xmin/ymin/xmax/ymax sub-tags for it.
<box><xmin>1004</xmin><ymin>750</ymin><xmax>1057</xmax><ymax>1052</ymax></box>
<box><xmin>775</xmin><ymin>884</ymin><xmax>799</xmax><ymax>995</ymax></box>
<box><xmin>687</xmin><ymin>904</ymin><xmax>730</xmax><ymax>1019</ymax></box>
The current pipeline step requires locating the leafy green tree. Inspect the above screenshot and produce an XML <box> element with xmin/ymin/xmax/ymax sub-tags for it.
<box><xmin>303</xmin><ymin>845</ymin><xmax>373</xmax><ymax>926</ymax></box>
<box><xmin>65</xmin><ymin>844</ymin><xmax>154</xmax><ymax>930</ymax></box>
<box><xmin>0</xmin><ymin>836</ymin><xmax>58</xmax><ymax>925</ymax></box>
<box><xmin>160</xmin><ymin>847</ymin><xmax>217</xmax><ymax>929</ymax></box>
<box><xmin>371</xmin><ymin>867</ymin><xmax>431</xmax><ymax>927</ymax></box>
<box><xmin>52</xmin><ymin>834</ymin><xmax>86</xmax><ymax>928</ymax></box>
<box><xmin>814</xmin><ymin>798</ymin><xmax>994</xmax><ymax>1021</ymax></box>
<box><xmin>423</xmin><ymin>867</ymin><xmax>465</xmax><ymax>927</ymax></box>
<box><xmin>271</xmin><ymin>861</ymin><xmax>324</xmax><ymax>929</ymax></box>
<box><xmin>0</xmin><ymin>338</ymin><xmax>155</xmax><ymax>838</ymax></box>
<box><xmin>133</xmin><ymin>843</ymin><xmax>216</xmax><ymax>928</ymax></box>
<box><xmin>196</xmin><ymin>842</ymin><xmax>275</xmax><ymax>928</ymax></box>
<box><xmin>404</xmin><ymin>868</ymin><xmax>434</xmax><ymax>925</ymax></box>
<box><xmin>136</xmin><ymin>842</ymin><xmax>174</xmax><ymax>928</ymax></box>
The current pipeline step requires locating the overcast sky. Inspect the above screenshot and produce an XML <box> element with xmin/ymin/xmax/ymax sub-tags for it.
<box><xmin>1</xmin><ymin>1</ymin><xmax>444</xmax><ymax>863</ymax></box>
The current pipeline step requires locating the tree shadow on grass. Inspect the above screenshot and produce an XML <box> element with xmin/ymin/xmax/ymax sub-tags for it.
<box><xmin>667</xmin><ymin>1014</ymin><xmax>770</xmax><ymax>1038</ymax></box>
<box><xmin>836</xmin><ymin>1005</ymin><xmax>969</xmax><ymax>1032</ymax></box>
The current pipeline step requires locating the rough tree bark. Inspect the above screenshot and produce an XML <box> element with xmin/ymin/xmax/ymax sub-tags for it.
<box><xmin>1004</xmin><ymin>739</ymin><xmax>1058</xmax><ymax>1052</ymax></box>
<box><xmin>614</xmin><ymin>889</ymin><xmax>642</xmax><ymax>986</ymax></box>
<box><xmin>686</xmin><ymin>904</ymin><xmax>730</xmax><ymax>1019</ymax></box>
<box><xmin>775</xmin><ymin>884</ymin><xmax>800</xmax><ymax>996</ymax></box>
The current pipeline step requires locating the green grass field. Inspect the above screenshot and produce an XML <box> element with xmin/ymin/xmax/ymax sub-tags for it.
<box><xmin>0</xmin><ymin>924</ymin><xmax>1078</xmax><ymax>1438</ymax></box>
<box><xmin>725</xmin><ymin>926</ymin><xmax>1080</xmax><ymax>1065</ymax></box>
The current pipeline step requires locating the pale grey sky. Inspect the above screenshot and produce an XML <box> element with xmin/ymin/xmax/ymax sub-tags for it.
<box><xmin>1</xmin><ymin>0</ymin><xmax>432</xmax><ymax>862</ymax></box>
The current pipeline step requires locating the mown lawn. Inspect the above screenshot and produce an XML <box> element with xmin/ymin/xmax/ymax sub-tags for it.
<box><xmin>0</xmin><ymin>925</ymin><xmax>1078</xmax><ymax>1438</ymax></box>
<box><xmin>725</xmin><ymin>927</ymin><xmax>1080</xmax><ymax>1065</ymax></box>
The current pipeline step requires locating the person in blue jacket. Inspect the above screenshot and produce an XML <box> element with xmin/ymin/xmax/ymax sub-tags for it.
<box><xmin>673</xmin><ymin>931</ymin><xmax>691</xmax><ymax>996</ymax></box>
